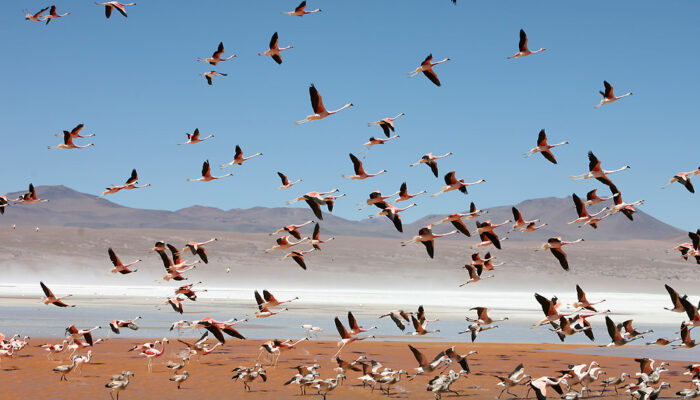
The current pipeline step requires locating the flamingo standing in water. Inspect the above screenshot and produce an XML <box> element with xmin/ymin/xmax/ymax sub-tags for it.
<box><xmin>507</xmin><ymin>29</ymin><xmax>546</xmax><ymax>59</ymax></box>
<box><xmin>198</xmin><ymin>42</ymin><xmax>236</xmax><ymax>65</ymax></box>
<box><xmin>410</xmin><ymin>152</ymin><xmax>452</xmax><ymax>177</ymax></box>
<box><xmin>55</xmin><ymin>123</ymin><xmax>95</xmax><ymax>139</ymax></box>
<box><xmin>187</xmin><ymin>160</ymin><xmax>232</xmax><ymax>182</ymax></box>
<box><xmin>178</xmin><ymin>128</ymin><xmax>214</xmax><ymax>145</ymax></box>
<box><xmin>40</xmin><ymin>282</ymin><xmax>74</xmax><ymax>307</ymax></box>
<box><xmin>295</xmin><ymin>84</ymin><xmax>352</xmax><ymax>124</ymax></box>
<box><xmin>140</xmin><ymin>339</ymin><xmax>168</xmax><ymax>372</ymax></box>
<box><xmin>220</xmin><ymin>145</ymin><xmax>262</xmax><ymax>168</ymax></box>
<box><xmin>281</xmin><ymin>248</ymin><xmax>315</xmax><ymax>270</ymax></box>
<box><xmin>287</xmin><ymin>189</ymin><xmax>339</xmax><ymax>220</ymax></box>
<box><xmin>333</xmin><ymin>317</ymin><xmax>374</xmax><ymax>358</ymax></box>
<box><xmin>374</xmin><ymin>202</ymin><xmax>416</xmax><ymax>233</ymax></box>
<box><xmin>393</xmin><ymin>182</ymin><xmax>426</xmax><ymax>202</ymax></box>
<box><xmin>368</xmin><ymin>113</ymin><xmax>405</xmax><ymax>138</ymax></box>
<box><xmin>270</xmin><ymin>220</ymin><xmax>313</xmax><ymax>240</ymax></box>
<box><xmin>200</xmin><ymin>71</ymin><xmax>227</xmax><ymax>85</ymax></box>
<box><xmin>408</xmin><ymin>54</ymin><xmax>450</xmax><ymax>86</ymax></box>
<box><xmin>108</xmin><ymin>248</ymin><xmax>141</xmax><ymax>274</ymax></box>
<box><xmin>661</xmin><ymin>167</ymin><xmax>700</xmax><ymax>193</ymax></box>
<box><xmin>432</xmin><ymin>171</ymin><xmax>485</xmax><ymax>197</ymax></box>
<box><xmin>594</xmin><ymin>81</ymin><xmax>632</xmax><ymax>109</ymax></box>
<box><xmin>343</xmin><ymin>153</ymin><xmax>387</xmax><ymax>180</ymax></box>
<box><xmin>401</xmin><ymin>225</ymin><xmax>458</xmax><ymax>258</ymax></box>
<box><xmin>584</xmin><ymin>188</ymin><xmax>617</xmax><ymax>205</ymax></box>
<box><xmin>48</xmin><ymin>131</ymin><xmax>94</xmax><ymax>149</ymax></box>
<box><xmin>606</xmin><ymin>185</ymin><xmax>643</xmax><ymax>221</ymax></box>
<box><xmin>571</xmin><ymin>151</ymin><xmax>630</xmax><ymax>187</ymax></box>
<box><xmin>568</xmin><ymin>193</ymin><xmax>608</xmax><ymax>229</ymax></box>
<box><xmin>183</xmin><ymin>238</ymin><xmax>217</xmax><ymax>264</ymax></box>
<box><xmin>94</xmin><ymin>2</ymin><xmax>135</xmax><ymax>18</ymax></box>
<box><xmin>25</xmin><ymin>6</ymin><xmax>49</xmax><ymax>21</ymax></box>
<box><xmin>523</xmin><ymin>129</ymin><xmax>568</xmax><ymax>164</ymax></box>
<box><xmin>258</xmin><ymin>32</ymin><xmax>293</xmax><ymax>64</ymax></box>
<box><xmin>281</xmin><ymin>1</ymin><xmax>321</xmax><ymax>16</ymax></box>
<box><xmin>536</xmin><ymin>237</ymin><xmax>584</xmax><ymax>271</ymax></box>
<box><xmin>276</xmin><ymin>172</ymin><xmax>302</xmax><ymax>190</ymax></box>
<box><xmin>43</xmin><ymin>5</ymin><xmax>70</xmax><ymax>24</ymax></box>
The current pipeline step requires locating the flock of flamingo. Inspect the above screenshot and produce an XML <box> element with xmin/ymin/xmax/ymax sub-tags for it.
<box><xmin>3</xmin><ymin>1</ymin><xmax>700</xmax><ymax>399</ymax></box>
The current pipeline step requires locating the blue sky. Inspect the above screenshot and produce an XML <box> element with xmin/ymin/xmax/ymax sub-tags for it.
<box><xmin>2</xmin><ymin>1</ymin><xmax>698</xmax><ymax>230</ymax></box>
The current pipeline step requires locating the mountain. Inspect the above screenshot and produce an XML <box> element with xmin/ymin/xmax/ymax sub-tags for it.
<box><xmin>1</xmin><ymin>185</ymin><xmax>684</xmax><ymax>241</ymax></box>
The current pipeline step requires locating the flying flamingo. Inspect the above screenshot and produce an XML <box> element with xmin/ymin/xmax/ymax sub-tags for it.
<box><xmin>368</xmin><ymin>113</ymin><xmax>405</xmax><ymax>138</ymax></box>
<box><xmin>572</xmin><ymin>285</ymin><xmax>606</xmax><ymax>312</ymax></box>
<box><xmin>220</xmin><ymin>145</ymin><xmax>262</xmax><ymax>169</ymax></box>
<box><xmin>183</xmin><ymin>238</ymin><xmax>216</xmax><ymax>264</ymax></box>
<box><xmin>483</xmin><ymin>254</ymin><xmax>505</xmax><ymax>270</ymax></box>
<box><xmin>295</xmin><ymin>84</ymin><xmax>353</xmax><ymax>125</ymax></box>
<box><xmin>265</xmin><ymin>235</ymin><xmax>309</xmax><ymax>253</ymax></box>
<box><xmin>270</xmin><ymin>220</ymin><xmax>313</xmax><ymax>240</ymax></box>
<box><xmin>309</xmin><ymin>222</ymin><xmax>333</xmax><ymax>250</ymax></box>
<box><xmin>178</xmin><ymin>128</ymin><xmax>214</xmax><ymax>145</ymax></box>
<box><xmin>48</xmin><ymin>131</ymin><xmax>94</xmax><ymax>149</ymax></box>
<box><xmin>257</xmin><ymin>290</ymin><xmax>299</xmax><ymax>309</ymax></box>
<box><xmin>260</xmin><ymin>338</ymin><xmax>307</xmax><ymax>366</ymax></box>
<box><xmin>277</xmin><ymin>172</ymin><xmax>301</xmax><ymax>190</ymax></box>
<box><xmin>568</xmin><ymin>193</ymin><xmax>608</xmax><ymax>229</ymax></box>
<box><xmin>475</xmin><ymin>220</ymin><xmax>510</xmax><ymax>249</ymax></box>
<box><xmin>198</xmin><ymin>42</ymin><xmax>236</xmax><ymax>65</ymax></box>
<box><xmin>15</xmin><ymin>184</ymin><xmax>48</xmax><ymax>204</ymax></box>
<box><xmin>431</xmin><ymin>171</ymin><xmax>485</xmax><ymax>197</ymax></box>
<box><xmin>200</xmin><ymin>71</ymin><xmax>227</xmax><ymax>85</ymax></box>
<box><xmin>342</xmin><ymin>153</ymin><xmax>387</xmax><ymax>180</ymax></box>
<box><xmin>258</xmin><ymin>32</ymin><xmax>292</xmax><ymax>64</ymax></box>
<box><xmin>603</xmin><ymin>316</ymin><xmax>644</xmax><ymax>346</ymax></box>
<box><xmin>584</xmin><ymin>188</ymin><xmax>617</xmax><ymax>205</ymax></box>
<box><xmin>394</xmin><ymin>182</ymin><xmax>426</xmax><ymax>202</ymax></box>
<box><xmin>55</xmin><ymin>123</ymin><xmax>94</xmax><ymax>139</ymax></box>
<box><xmin>519</xmin><ymin>222</ymin><xmax>547</xmax><ymax>232</ymax></box>
<box><xmin>175</xmin><ymin>281</ymin><xmax>205</xmax><ymax>301</ymax></box>
<box><xmin>507</xmin><ymin>29</ymin><xmax>546</xmax><ymax>59</ymax></box>
<box><xmin>0</xmin><ymin>195</ymin><xmax>8</xmax><ymax>214</ymax></box>
<box><xmin>606</xmin><ymin>185</ymin><xmax>643</xmax><ymax>221</ymax></box>
<box><xmin>346</xmin><ymin>311</ymin><xmax>378</xmax><ymax>336</ymax></box>
<box><xmin>461</xmin><ymin>322</ymin><xmax>498</xmax><ymax>342</ymax></box>
<box><xmin>672</xmin><ymin>324</ymin><xmax>698</xmax><ymax>349</ymax></box>
<box><xmin>408</xmin><ymin>54</ymin><xmax>450</xmax><ymax>86</ymax></box>
<box><xmin>281</xmin><ymin>1</ymin><xmax>321</xmax><ymax>16</ymax></box>
<box><xmin>333</xmin><ymin>317</ymin><xmax>374</xmax><ymax>359</ymax></box>
<box><xmin>140</xmin><ymin>338</ymin><xmax>168</xmax><ymax>372</ymax></box>
<box><xmin>281</xmin><ymin>248</ymin><xmax>315</xmax><ymax>270</ymax></box>
<box><xmin>510</xmin><ymin>207</ymin><xmax>540</xmax><ymax>230</ymax></box>
<box><xmin>571</xmin><ymin>151</ymin><xmax>630</xmax><ymax>187</ymax></box>
<box><xmin>401</xmin><ymin>225</ymin><xmax>459</xmax><ymax>258</ymax></box>
<box><xmin>467</xmin><ymin>307</ymin><xmax>509</xmax><ymax>326</ymax></box>
<box><xmin>536</xmin><ymin>237</ymin><xmax>584</xmax><ymax>271</ymax></box>
<box><xmin>94</xmin><ymin>2</ymin><xmax>135</xmax><ymax>18</ymax></box>
<box><xmin>65</xmin><ymin>325</ymin><xmax>101</xmax><ymax>346</ymax></box>
<box><xmin>357</xmin><ymin>190</ymin><xmax>396</xmax><ymax>210</ymax></box>
<box><xmin>361</xmin><ymin>135</ymin><xmax>400</xmax><ymax>155</ymax></box>
<box><xmin>286</xmin><ymin>189</ymin><xmax>339</xmax><ymax>220</ymax></box>
<box><xmin>109</xmin><ymin>317</ymin><xmax>141</xmax><ymax>334</ymax></box>
<box><xmin>43</xmin><ymin>5</ymin><xmax>70</xmax><ymax>24</ymax></box>
<box><xmin>594</xmin><ymin>81</ymin><xmax>632</xmax><ymax>109</ymax></box>
<box><xmin>40</xmin><ymin>282</ymin><xmax>74</xmax><ymax>307</ymax></box>
<box><xmin>664</xmin><ymin>284</ymin><xmax>688</xmax><ymax>313</ymax></box>
<box><xmin>410</xmin><ymin>152</ymin><xmax>452</xmax><ymax>177</ymax></box>
<box><xmin>187</xmin><ymin>160</ymin><xmax>232</xmax><ymax>182</ymax></box>
<box><xmin>433</xmin><ymin>202</ymin><xmax>486</xmax><ymax>235</ymax></box>
<box><xmin>321</xmin><ymin>193</ymin><xmax>345</xmax><ymax>212</ymax></box>
<box><xmin>407</xmin><ymin>345</ymin><xmax>446</xmax><ymax>376</ymax></box>
<box><xmin>108</xmin><ymin>248</ymin><xmax>141</xmax><ymax>274</ymax></box>
<box><xmin>523</xmin><ymin>129</ymin><xmax>568</xmax><ymax>164</ymax></box>
<box><xmin>100</xmin><ymin>169</ymin><xmax>150</xmax><ymax>197</ymax></box>
<box><xmin>194</xmin><ymin>318</ymin><xmax>245</xmax><ymax>343</ymax></box>
<box><xmin>255</xmin><ymin>304</ymin><xmax>288</xmax><ymax>319</ymax></box>
<box><xmin>24</xmin><ymin>6</ymin><xmax>49</xmax><ymax>21</ymax></box>
<box><xmin>374</xmin><ymin>202</ymin><xmax>416</xmax><ymax>232</ymax></box>
<box><xmin>661</xmin><ymin>167</ymin><xmax>700</xmax><ymax>193</ymax></box>
<box><xmin>531</xmin><ymin>293</ymin><xmax>569</xmax><ymax>328</ymax></box>
<box><xmin>459</xmin><ymin>264</ymin><xmax>493</xmax><ymax>286</ymax></box>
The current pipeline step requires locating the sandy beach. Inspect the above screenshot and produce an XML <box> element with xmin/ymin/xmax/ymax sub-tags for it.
<box><xmin>1</xmin><ymin>338</ymin><xmax>695</xmax><ymax>399</ymax></box>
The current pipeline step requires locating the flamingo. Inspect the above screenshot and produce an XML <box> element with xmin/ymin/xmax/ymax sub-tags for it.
<box><xmin>475</xmin><ymin>219</ymin><xmax>510</xmax><ymax>249</ymax></box>
<box><xmin>220</xmin><ymin>145</ymin><xmax>262</xmax><ymax>168</ymax></box>
<box><xmin>0</xmin><ymin>195</ymin><xmax>8</xmax><ymax>214</ymax></box>
<box><xmin>402</xmin><ymin>225</ymin><xmax>458</xmax><ymax>258</ymax></box>
<box><xmin>166</xmin><ymin>295</ymin><xmax>187</xmax><ymax>314</ymax></box>
<box><xmin>373</xmin><ymin>202</ymin><xmax>416</xmax><ymax>232</ymax></box>
<box><xmin>459</xmin><ymin>264</ymin><xmax>493</xmax><ymax>286</ymax></box>
<box><xmin>140</xmin><ymin>338</ymin><xmax>167</xmax><ymax>372</ymax></box>
<box><xmin>357</xmin><ymin>190</ymin><xmax>395</xmax><ymax>210</ymax></box>
<box><xmin>665</xmin><ymin>284</ymin><xmax>689</xmax><ymax>313</ymax></box>
<box><xmin>281</xmin><ymin>1</ymin><xmax>321</xmax><ymax>16</ymax></box>
<box><xmin>362</xmin><ymin>135</ymin><xmax>400</xmax><ymax>155</ymax></box>
<box><xmin>550</xmin><ymin>315</ymin><xmax>593</xmax><ymax>342</ymax></box>
<box><xmin>368</xmin><ymin>113</ymin><xmax>405</xmax><ymax>138</ymax></box>
<box><xmin>183</xmin><ymin>238</ymin><xmax>217</xmax><ymax>264</ymax></box>
<box><xmin>187</xmin><ymin>160</ymin><xmax>232</xmax><ymax>182</ymax></box>
<box><xmin>594</xmin><ymin>80</ymin><xmax>632</xmax><ymax>108</ymax></box>
<box><xmin>408</xmin><ymin>54</ymin><xmax>450</xmax><ymax>86</ymax></box>
<box><xmin>526</xmin><ymin>377</ymin><xmax>567</xmax><ymax>400</ymax></box>
<box><xmin>65</xmin><ymin>325</ymin><xmax>101</xmax><ymax>346</ymax></box>
<box><xmin>43</xmin><ymin>5</ymin><xmax>70</xmax><ymax>24</ymax></box>
<box><xmin>520</xmin><ymin>222</ymin><xmax>547</xmax><ymax>232</ymax></box>
<box><xmin>584</xmin><ymin>188</ymin><xmax>618</xmax><ymax>205</ymax></box>
<box><xmin>393</xmin><ymin>182</ymin><xmax>426</xmax><ymax>202</ymax></box>
<box><xmin>286</xmin><ymin>189</ymin><xmax>339</xmax><ymax>220</ymax></box>
<box><xmin>333</xmin><ymin>317</ymin><xmax>374</xmax><ymax>358</ymax></box>
<box><xmin>347</xmin><ymin>311</ymin><xmax>377</xmax><ymax>336</ymax></box>
<box><xmin>53</xmin><ymin>357</ymin><xmax>78</xmax><ymax>381</ymax></box>
<box><xmin>175</xmin><ymin>281</ymin><xmax>205</xmax><ymax>301</ymax></box>
<box><xmin>431</xmin><ymin>171</ymin><xmax>485</xmax><ymax>197</ymax></box>
<box><xmin>265</xmin><ymin>235</ymin><xmax>309</xmax><ymax>253</ymax></box>
<box><xmin>258</xmin><ymin>32</ymin><xmax>292</xmax><ymax>64</ymax></box>
<box><xmin>259</xmin><ymin>338</ymin><xmax>306</xmax><ymax>365</ymax></box>
<box><xmin>105</xmin><ymin>371</ymin><xmax>134</xmax><ymax>400</ymax></box>
<box><xmin>603</xmin><ymin>316</ymin><xmax>644</xmax><ymax>346</ymax></box>
<box><xmin>277</xmin><ymin>172</ymin><xmax>302</xmax><ymax>190</ymax></box>
<box><xmin>169</xmin><ymin>371</ymin><xmax>189</xmax><ymax>389</ymax></box>
<box><xmin>606</xmin><ymin>184</ymin><xmax>643</xmax><ymax>221</ymax></box>
<box><xmin>568</xmin><ymin>193</ymin><xmax>608</xmax><ymax>228</ymax></box>
<box><xmin>48</xmin><ymin>131</ymin><xmax>94</xmax><ymax>149</ymax></box>
<box><xmin>646</xmin><ymin>337</ymin><xmax>679</xmax><ymax>346</ymax></box>
<box><xmin>309</xmin><ymin>223</ymin><xmax>333</xmax><ymax>250</ymax></box>
<box><xmin>198</xmin><ymin>42</ymin><xmax>236</xmax><ymax>65</ymax></box>
<box><xmin>270</xmin><ymin>220</ymin><xmax>313</xmax><ymax>240</ymax></box>
<box><xmin>55</xmin><ymin>123</ymin><xmax>95</xmax><ymax>139</ymax></box>
<box><xmin>410</xmin><ymin>152</ymin><xmax>452</xmax><ymax>177</ymax></box>
<box><xmin>467</xmin><ymin>307</ymin><xmax>509</xmax><ymax>325</ymax></box>
<box><xmin>39</xmin><ymin>340</ymin><xmax>68</xmax><ymax>360</ymax></box>
<box><xmin>200</xmin><ymin>71</ymin><xmax>227</xmax><ymax>85</ymax></box>
<box><xmin>73</xmin><ymin>350</ymin><xmax>93</xmax><ymax>375</ymax></box>
<box><xmin>536</xmin><ymin>237</ymin><xmax>584</xmax><ymax>271</ymax></box>
<box><xmin>600</xmin><ymin>372</ymin><xmax>630</xmax><ymax>395</ymax></box>
<box><xmin>407</xmin><ymin>345</ymin><xmax>446</xmax><ymax>376</ymax></box>
<box><xmin>100</xmin><ymin>169</ymin><xmax>150</xmax><ymax>197</ymax></box>
<box><xmin>572</xmin><ymin>285</ymin><xmax>606</xmax><ymax>312</ymax></box>
<box><xmin>166</xmin><ymin>356</ymin><xmax>189</xmax><ymax>373</ymax></box>
<box><xmin>302</xmin><ymin>325</ymin><xmax>323</xmax><ymax>339</ymax></box>
<box><xmin>662</xmin><ymin>167</ymin><xmax>700</xmax><ymax>193</ymax></box>
<box><xmin>460</xmin><ymin>322</ymin><xmax>498</xmax><ymax>342</ymax></box>
<box><xmin>194</xmin><ymin>318</ymin><xmax>245</xmax><ymax>343</ymax></box>
<box><xmin>178</xmin><ymin>128</ymin><xmax>214</xmax><ymax>145</ymax></box>
<box><xmin>341</xmin><ymin>153</ymin><xmax>387</xmax><ymax>180</ymax></box>
<box><xmin>255</xmin><ymin>304</ymin><xmax>288</xmax><ymax>319</ymax></box>
<box><xmin>157</xmin><ymin>249</ymin><xmax>196</xmax><ymax>281</ymax></box>
<box><xmin>680</xmin><ymin>296</ymin><xmax>700</xmax><ymax>328</ymax></box>
<box><xmin>40</xmin><ymin>281</ymin><xmax>74</xmax><ymax>307</ymax></box>
<box><xmin>94</xmin><ymin>2</ymin><xmax>135</xmax><ymax>18</ymax></box>
<box><xmin>571</xmin><ymin>151</ymin><xmax>630</xmax><ymax>187</ymax></box>
<box><xmin>25</xmin><ymin>6</ymin><xmax>49</xmax><ymax>21</ymax></box>
<box><xmin>510</xmin><ymin>207</ymin><xmax>540</xmax><ymax>230</ymax></box>
<box><xmin>531</xmin><ymin>293</ymin><xmax>570</xmax><ymax>328</ymax></box>
<box><xmin>108</xmin><ymin>317</ymin><xmax>140</xmax><ymax>334</ymax></box>
<box><xmin>15</xmin><ymin>183</ymin><xmax>48</xmax><ymax>204</ymax></box>
<box><xmin>523</xmin><ymin>129</ymin><xmax>568</xmax><ymax>164</ymax></box>
<box><xmin>507</xmin><ymin>29</ymin><xmax>546</xmax><ymax>59</ymax></box>
<box><xmin>256</xmin><ymin>289</ymin><xmax>298</xmax><ymax>309</ymax></box>
<box><xmin>379</xmin><ymin>310</ymin><xmax>413</xmax><ymax>331</ymax></box>
<box><xmin>494</xmin><ymin>364</ymin><xmax>530</xmax><ymax>399</ymax></box>
<box><xmin>232</xmin><ymin>365</ymin><xmax>268</xmax><ymax>390</ymax></box>
<box><xmin>295</xmin><ymin>84</ymin><xmax>353</xmax><ymax>124</ymax></box>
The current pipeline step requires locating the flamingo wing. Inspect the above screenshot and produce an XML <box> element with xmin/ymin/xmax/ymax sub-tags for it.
<box><xmin>541</xmin><ymin>150</ymin><xmax>557</xmax><ymax>164</ymax></box>
<box><xmin>549</xmin><ymin>248</ymin><xmax>569</xmax><ymax>271</ymax></box>
<box><xmin>483</xmin><ymin>231</ymin><xmax>501</xmax><ymax>249</ymax></box>
<box><xmin>104</xmin><ymin>4</ymin><xmax>113</xmax><ymax>18</ymax></box>
<box><xmin>518</xmin><ymin>29</ymin><xmax>528</xmax><ymax>51</ymax></box>
<box><xmin>202</xmin><ymin>160</ymin><xmax>211</xmax><ymax>177</ymax></box>
<box><xmin>277</xmin><ymin>171</ymin><xmax>289</xmax><ymax>185</ymax></box>
<box><xmin>572</xmin><ymin>194</ymin><xmax>585</xmax><ymax>217</ymax></box>
<box><xmin>534</xmin><ymin>293</ymin><xmax>553</xmax><ymax>316</ymax></box>
<box><xmin>40</xmin><ymin>281</ymin><xmax>54</xmax><ymax>298</ymax></box>
<box><xmin>196</xmin><ymin>247</ymin><xmax>208</xmax><ymax>264</ymax></box>
<box><xmin>125</xmin><ymin>169</ymin><xmax>138</xmax><ymax>185</ymax></box>
<box><xmin>348</xmin><ymin>311</ymin><xmax>359</xmax><ymax>330</ymax></box>
<box><xmin>575</xmin><ymin>284</ymin><xmax>586</xmax><ymax>303</ymax></box>
<box><xmin>408</xmin><ymin>344</ymin><xmax>426</xmax><ymax>367</ymax></box>
<box><xmin>222</xmin><ymin>327</ymin><xmax>245</xmax><ymax>340</ymax></box>
<box><xmin>254</xmin><ymin>290</ymin><xmax>265</xmax><ymax>310</ymax></box>
<box><xmin>587</xmin><ymin>151</ymin><xmax>602</xmax><ymax>172</ymax></box>
<box><xmin>291</xmin><ymin>253</ymin><xmax>307</xmax><ymax>270</ymax></box>
<box><xmin>605</xmin><ymin>316</ymin><xmax>619</xmax><ymax>341</ymax></box>
<box><xmin>309</xmin><ymin>84</ymin><xmax>325</xmax><ymax>114</ymax></box>
<box><xmin>304</xmin><ymin>199</ymin><xmax>324</xmax><ymax>220</ymax></box>
<box><xmin>537</xmin><ymin>129</ymin><xmax>547</xmax><ymax>146</ymax></box>
<box><xmin>444</xmin><ymin>171</ymin><xmax>457</xmax><ymax>185</ymax></box>
<box><xmin>114</xmin><ymin>3</ymin><xmax>128</xmax><ymax>17</ymax></box>
<box><xmin>295</xmin><ymin>1</ymin><xmax>306</xmax><ymax>13</ymax></box>
<box><xmin>421</xmin><ymin>239</ymin><xmax>434</xmax><ymax>258</ymax></box>
<box><xmin>422</xmin><ymin>69</ymin><xmax>441</xmax><ymax>87</ymax></box>
<box><xmin>379</xmin><ymin>122</ymin><xmax>391</xmax><ymax>138</ymax></box>
<box><xmin>349</xmin><ymin>153</ymin><xmax>364</xmax><ymax>175</ymax></box>
<box><xmin>312</xmin><ymin>222</ymin><xmax>320</xmax><ymax>240</ymax></box>
<box><xmin>335</xmin><ymin>317</ymin><xmax>349</xmax><ymax>339</ymax></box>
<box><xmin>108</xmin><ymin>248</ymin><xmax>121</xmax><ymax>266</ymax></box>
<box><xmin>262</xmin><ymin>290</ymin><xmax>277</xmax><ymax>303</ymax></box>
<box><xmin>269</xmin><ymin>32</ymin><xmax>279</xmax><ymax>49</ymax></box>
<box><xmin>450</xmin><ymin>220</ymin><xmax>471</xmax><ymax>236</ymax></box>
<box><xmin>202</xmin><ymin>323</ymin><xmax>226</xmax><ymax>343</ymax></box>
<box><xmin>427</xmin><ymin>161</ymin><xmax>439</xmax><ymax>177</ymax></box>
<box><xmin>272</xmin><ymin>54</ymin><xmax>283</xmax><ymax>64</ymax></box>
<box><xmin>511</xmin><ymin>207</ymin><xmax>522</xmax><ymax>222</ymax></box>
<box><xmin>603</xmin><ymin>81</ymin><xmax>613</xmax><ymax>98</ymax></box>
<box><xmin>213</xmin><ymin>42</ymin><xmax>224</xmax><ymax>58</ymax></box>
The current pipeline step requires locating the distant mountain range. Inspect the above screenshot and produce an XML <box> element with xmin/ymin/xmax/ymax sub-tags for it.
<box><xmin>1</xmin><ymin>185</ymin><xmax>684</xmax><ymax>241</ymax></box>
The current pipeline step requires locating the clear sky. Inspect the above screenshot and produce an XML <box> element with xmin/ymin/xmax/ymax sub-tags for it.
<box><xmin>2</xmin><ymin>1</ymin><xmax>698</xmax><ymax>230</ymax></box>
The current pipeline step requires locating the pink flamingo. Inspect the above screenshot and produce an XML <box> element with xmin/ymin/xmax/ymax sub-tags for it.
<box><xmin>343</xmin><ymin>153</ymin><xmax>387</xmax><ymax>180</ymax></box>
<box><xmin>100</xmin><ymin>169</ymin><xmax>150</xmax><ymax>197</ymax></box>
<box><xmin>571</xmin><ymin>151</ymin><xmax>630</xmax><ymax>187</ymax></box>
<box><xmin>265</xmin><ymin>235</ymin><xmax>309</xmax><ymax>253</ymax></box>
<box><xmin>182</xmin><ymin>238</ymin><xmax>216</xmax><ymax>264</ymax></box>
<box><xmin>373</xmin><ymin>202</ymin><xmax>416</xmax><ymax>233</ymax></box>
<box><xmin>295</xmin><ymin>84</ymin><xmax>353</xmax><ymax>125</ymax></box>
<box><xmin>594</xmin><ymin>81</ymin><xmax>632</xmax><ymax>109</ymax></box>
<box><xmin>393</xmin><ymin>182</ymin><xmax>426</xmax><ymax>202</ymax></box>
<box><xmin>108</xmin><ymin>248</ymin><xmax>140</xmax><ymax>274</ymax></box>
<box><xmin>536</xmin><ymin>237</ymin><xmax>584</xmax><ymax>271</ymax></box>
<box><xmin>40</xmin><ymin>282</ymin><xmax>74</xmax><ymax>307</ymax></box>
<box><xmin>347</xmin><ymin>311</ymin><xmax>377</xmax><ymax>336</ymax></box>
<box><xmin>368</xmin><ymin>113</ymin><xmax>405</xmax><ymax>138</ymax></box>
<box><xmin>280</xmin><ymin>248</ymin><xmax>315</xmax><ymax>270</ymax></box>
<box><xmin>401</xmin><ymin>225</ymin><xmax>458</xmax><ymax>258</ymax></box>
<box><xmin>475</xmin><ymin>220</ymin><xmax>510</xmax><ymax>250</ymax></box>
<box><xmin>40</xmin><ymin>340</ymin><xmax>68</xmax><ymax>360</ymax></box>
<box><xmin>510</xmin><ymin>207</ymin><xmax>540</xmax><ymax>229</ymax></box>
<box><xmin>24</xmin><ymin>6</ymin><xmax>49</xmax><ymax>21</ymax></box>
<box><xmin>187</xmin><ymin>160</ymin><xmax>232</xmax><ymax>182</ymax></box>
<box><xmin>410</xmin><ymin>152</ymin><xmax>452</xmax><ymax>177</ymax></box>
<box><xmin>15</xmin><ymin>183</ymin><xmax>48</xmax><ymax>204</ymax></box>
<box><xmin>333</xmin><ymin>317</ymin><xmax>374</xmax><ymax>358</ymax></box>
<box><xmin>94</xmin><ymin>2</ymin><xmax>135</xmax><ymax>18</ymax></box>
<box><xmin>507</xmin><ymin>29</ymin><xmax>545</xmax><ymax>59</ymax></box>
<box><xmin>358</xmin><ymin>190</ymin><xmax>397</xmax><ymax>210</ymax></box>
<box><xmin>178</xmin><ymin>128</ymin><xmax>214</xmax><ymax>145</ymax></box>
<box><xmin>286</xmin><ymin>189</ymin><xmax>339</xmax><ymax>220</ymax></box>
<box><xmin>270</xmin><ymin>220</ymin><xmax>313</xmax><ymax>240</ymax></box>
<box><xmin>661</xmin><ymin>167</ymin><xmax>700</xmax><ymax>193</ymax></box>
<box><xmin>198</xmin><ymin>42</ymin><xmax>236</xmax><ymax>65</ymax></box>
<box><xmin>606</xmin><ymin>185</ymin><xmax>643</xmax><ymax>221</ymax></box>
<box><xmin>408</xmin><ymin>54</ymin><xmax>450</xmax><ymax>86</ymax></box>
<box><xmin>431</xmin><ymin>171</ymin><xmax>485</xmax><ymax>197</ymax></box>
<box><xmin>200</xmin><ymin>71</ymin><xmax>227</xmax><ymax>85</ymax></box>
<box><xmin>276</xmin><ymin>172</ymin><xmax>301</xmax><ymax>190</ymax></box>
<box><xmin>568</xmin><ymin>193</ymin><xmax>608</xmax><ymax>228</ymax></box>
<box><xmin>220</xmin><ymin>145</ymin><xmax>262</xmax><ymax>168</ymax></box>
<box><xmin>140</xmin><ymin>338</ymin><xmax>168</xmax><ymax>372</ymax></box>
<box><xmin>109</xmin><ymin>317</ymin><xmax>141</xmax><ymax>334</ymax></box>
<box><xmin>48</xmin><ymin>131</ymin><xmax>94</xmax><ymax>149</ymax></box>
<box><xmin>281</xmin><ymin>1</ymin><xmax>321</xmax><ymax>16</ymax></box>
<box><xmin>309</xmin><ymin>222</ymin><xmax>334</xmax><ymax>250</ymax></box>
<box><xmin>43</xmin><ymin>5</ymin><xmax>70</xmax><ymax>24</ymax></box>
<box><xmin>255</xmin><ymin>290</ymin><xmax>299</xmax><ymax>309</ymax></box>
<box><xmin>584</xmin><ymin>188</ymin><xmax>617</xmax><ymax>205</ymax></box>
<box><xmin>258</xmin><ymin>32</ymin><xmax>293</xmax><ymax>64</ymax></box>
<box><xmin>523</xmin><ymin>129</ymin><xmax>568</xmax><ymax>164</ymax></box>
<box><xmin>55</xmin><ymin>123</ymin><xmax>95</xmax><ymax>139</ymax></box>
